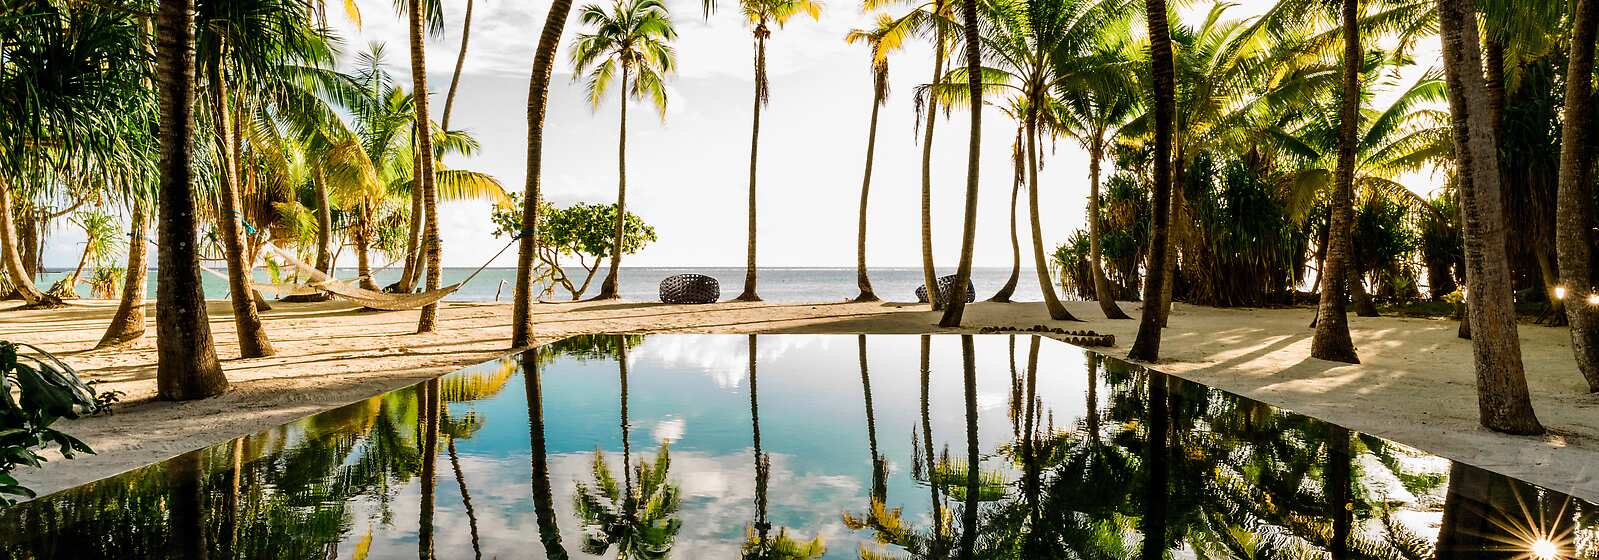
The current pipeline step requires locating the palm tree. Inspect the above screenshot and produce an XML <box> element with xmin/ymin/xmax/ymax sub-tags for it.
<box><xmin>49</xmin><ymin>211</ymin><xmax>123</xmax><ymax>298</ymax></box>
<box><xmin>513</xmin><ymin>0</ymin><xmax>580</xmax><ymax>348</ymax></box>
<box><xmin>405</xmin><ymin>0</ymin><xmax>445</xmax><ymax>333</ymax></box>
<box><xmin>1310</xmin><ymin>0</ymin><xmax>1363</xmax><ymax>364</ymax></box>
<box><xmin>156</xmin><ymin>0</ymin><xmax>229</xmax><ymax>400</ymax></box>
<box><xmin>441</xmin><ymin>0</ymin><xmax>475</xmax><ymax>132</ymax></box>
<box><xmin>571</xmin><ymin>0</ymin><xmax>677</xmax><ymax>300</ymax></box>
<box><xmin>1127</xmin><ymin>0</ymin><xmax>1176</xmax><ymax>362</ymax></box>
<box><xmin>98</xmin><ymin>198</ymin><xmax>151</xmax><ymax>348</ymax></box>
<box><xmin>935</xmin><ymin>0</ymin><xmax>986</xmax><ymax>327</ymax></box>
<box><xmin>845</xmin><ymin>15</ymin><xmax>906</xmax><ymax>303</ymax></box>
<box><xmin>1056</xmin><ymin>45</ymin><xmax>1136</xmax><ymax>319</ymax></box>
<box><xmin>733</xmin><ymin>0</ymin><xmax>822</xmax><ymax>302</ymax></box>
<box><xmin>913</xmin><ymin>0</ymin><xmax>956</xmax><ymax>312</ymax></box>
<box><xmin>987</xmin><ymin>123</ymin><xmax>1024</xmax><ymax>303</ymax></box>
<box><xmin>1556</xmin><ymin>0</ymin><xmax>1599</xmax><ymax>392</ymax></box>
<box><xmin>1435</xmin><ymin>0</ymin><xmax>1541</xmax><ymax>434</ymax></box>
<box><xmin>740</xmin><ymin>336</ymin><xmax>827</xmax><ymax>559</ymax></box>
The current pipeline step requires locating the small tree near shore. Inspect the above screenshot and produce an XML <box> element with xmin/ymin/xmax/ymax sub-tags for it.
<box><xmin>493</xmin><ymin>195</ymin><xmax>656</xmax><ymax>300</ymax></box>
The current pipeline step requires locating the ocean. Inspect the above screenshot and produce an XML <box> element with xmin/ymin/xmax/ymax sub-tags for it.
<box><xmin>33</xmin><ymin>266</ymin><xmax>1050</xmax><ymax>304</ymax></box>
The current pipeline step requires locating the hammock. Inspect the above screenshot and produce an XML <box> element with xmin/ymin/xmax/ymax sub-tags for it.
<box><xmin>197</xmin><ymin>265</ymin><xmax>323</xmax><ymax>299</ymax></box>
<box><xmin>259</xmin><ymin>239</ymin><xmax>514</xmax><ymax>311</ymax></box>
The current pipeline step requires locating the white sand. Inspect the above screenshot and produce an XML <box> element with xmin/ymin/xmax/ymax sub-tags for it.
<box><xmin>2</xmin><ymin>297</ymin><xmax>1596</xmax><ymax>501</ymax></box>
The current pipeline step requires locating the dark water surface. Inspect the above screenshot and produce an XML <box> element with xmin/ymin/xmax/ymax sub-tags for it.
<box><xmin>2</xmin><ymin>334</ymin><xmax>1595</xmax><ymax>559</ymax></box>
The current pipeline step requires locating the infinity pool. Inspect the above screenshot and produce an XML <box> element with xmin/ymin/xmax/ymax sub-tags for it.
<box><xmin>2</xmin><ymin>334</ymin><xmax>1595</xmax><ymax>558</ymax></box>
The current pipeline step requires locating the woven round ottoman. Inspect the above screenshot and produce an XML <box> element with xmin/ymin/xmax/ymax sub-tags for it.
<box><xmin>659</xmin><ymin>274</ymin><xmax>720</xmax><ymax>304</ymax></box>
<box><xmin>915</xmin><ymin>274</ymin><xmax>976</xmax><ymax>304</ymax></box>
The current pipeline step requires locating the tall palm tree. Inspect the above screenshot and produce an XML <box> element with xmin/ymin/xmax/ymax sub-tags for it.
<box><xmin>403</xmin><ymin>0</ymin><xmax>445</xmax><ymax>333</ymax></box>
<box><xmin>1434</xmin><ymin>0</ymin><xmax>1542</xmax><ymax>434</ymax></box>
<box><xmin>733</xmin><ymin>0</ymin><xmax>822</xmax><ymax>302</ymax></box>
<box><xmin>571</xmin><ymin>0</ymin><xmax>677</xmax><ymax>300</ymax></box>
<box><xmin>955</xmin><ymin>336</ymin><xmax>980</xmax><ymax>557</ymax></box>
<box><xmin>845</xmin><ymin>15</ymin><xmax>906</xmax><ymax>303</ymax></box>
<box><xmin>441</xmin><ymin>0</ymin><xmax>475</xmax><ymax>132</ymax></box>
<box><xmin>987</xmin><ymin>123</ymin><xmax>1024</xmax><ymax>303</ymax></box>
<box><xmin>914</xmin><ymin>0</ymin><xmax>956</xmax><ymax>311</ymax></box>
<box><xmin>1310</xmin><ymin>0</ymin><xmax>1363</xmax><ymax>364</ymax></box>
<box><xmin>98</xmin><ymin>198</ymin><xmax>151</xmax><ymax>348</ymax></box>
<box><xmin>740</xmin><ymin>335</ymin><xmax>827</xmax><ymax>559</ymax></box>
<box><xmin>935</xmin><ymin>0</ymin><xmax>986</xmax><ymax>327</ymax></box>
<box><xmin>156</xmin><ymin>0</ymin><xmax>229</xmax><ymax>400</ymax></box>
<box><xmin>1127</xmin><ymin>0</ymin><xmax>1176</xmax><ymax>362</ymax></box>
<box><xmin>1556</xmin><ymin>0</ymin><xmax>1599</xmax><ymax>392</ymax></box>
<box><xmin>1057</xmin><ymin>46</ymin><xmax>1136</xmax><ymax>319</ymax></box>
<box><xmin>513</xmin><ymin>0</ymin><xmax>580</xmax><ymax>348</ymax></box>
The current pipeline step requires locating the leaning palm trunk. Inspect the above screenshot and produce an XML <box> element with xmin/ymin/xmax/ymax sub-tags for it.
<box><xmin>1024</xmin><ymin>103</ymin><xmax>1078</xmax><ymax>322</ymax></box>
<box><xmin>98</xmin><ymin>202</ymin><xmax>150</xmax><ymax>348</ymax></box>
<box><xmin>396</xmin><ymin>140</ymin><xmax>426</xmax><ymax>293</ymax></box>
<box><xmin>1557</xmin><ymin>0</ymin><xmax>1599</xmax><ymax>392</ymax></box>
<box><xmin>1128</xmin><ymin>0</ymin><xmax>1177</xmax><ymax>362</ymax></box>
<box><xmin>919</xmin><ymin>9</ymin><xmax>946</xmax><ymax>311</ymax></box>
<box><xmin>1436</xmin><ymin>0</ymin><xmax>1542</xmax><ymax>434</ymax></box>
<box><xmin>410</xmin><ymin>0</ymin><xmax>444</xmax><ymax>333</ymax></box>
<box><xmin>596</xmin><ymin>65</ymin><xmax>631</xmax><ymax>300</ymax></box>
<box><xmin>0</xmin><ymin>178</ymin><xmax>58</xmax><ymax>307</ymax></box>
<box><xmin>512</xmin><ymin>0</ymin><xmax>578</xmax><ymax>347</ymax></box>
<box><xmin>1087</xmin><ymin>140</ymin><xmax>1130</xmax><ymax>319</ymax></box>
<box><xmin>354</xmin><ymin>210</ymin><xmax>381</xmax><ymax>291</ymax></box>
<box><xmin>1310</xmin><ymin>0</ymin><xmax>1361</xmax><ymax>364</ymax></box>
<box><xmin>988</xmin><ymin>127</ymin><xmax>1023</xmax><ymax>303</ymax></box>
<box><xmin>154</xmin><ymin>0</ymin><xmax>227</xmax><ymax>400</ymax></box>
<box><xmin>313</xmin><ymin>166</ymin><xmax>334</xmax><ymax>274</ymax></box>
<box><xmin>937</xmin><ymin>0</ymin><xmax>984</xmax><ymax>327</ymax></box>
<box><xmin>853</xmin><ymin>66</ymin><xmax>884</xmax><ymax>303</ymax></box>
<box><xmin>210</xmin><ymin>63</ymin><xmax>275</xmax><ymax>359</ymax></box>
<box><xmin>735</xmin><ymin>26</ymin><xmax>770</xmax><ymax>302</ymax></box>
<box><xmin>442</xmin><ymin>0</ymin><xmax>475</xmax><ymax>131</ymax></box>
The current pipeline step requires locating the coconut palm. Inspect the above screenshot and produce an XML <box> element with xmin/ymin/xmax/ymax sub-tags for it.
<box><xmin>903</xmin><ymin>0</ymin><xmax>959</xmax><ymax>311</ymax></box>
<box><xmin>513</xmin><ymin>0</ymin><xmax>580</xmax><ymax>348</ymax></box>
<box><xmin>571</xmin><ymin>0</ymin><xmax>677</xmax><ymax>300</ymax></box>
<box><xmin>987</xmin><ymin>121</ymin><xmax>1024</xmax><ymax>303</ymax></box>
<box><xmin>1308</xmin><ymin>0</ymin><xmax>1366</xmax><ymax>364</ymax></box>
<box><xmin>1435</xmin><ymin>0</ymin><xmax>1542</xmax><ymax>434</ymax></box>
<box><xmin>399</xmin><ymin>0</ymin><xmax>445</xmax><ymax>333</ymax></box>
<box><xmin>845</xmin><ymin>15</ymin><xmax>908</xmax><ymax>302</ymax></box>
<box><xmin>1556</xmin><ymin>0</ymin><xmax>1599</xmax><ymax>392</ymax></box>
<box><xmin>732</xmin><ymin>0</ymin><xmax>822</xmax><ymax>302</ymax></box>
<box><xmin>934</xmin><ymin>0</ymin><xmax>987</xmax><ymax>327</ymax></box>
<box><xmin>98</xmin><ymin>197</ymin><xmax>151</xmax><ymax>348</ymax></box>
<box><xmin>1127</xmin><ymin>0</ymin><xmax>1176</xmax><ymax>362</ymax></box>
<box><xmin>1055</xmin><ymin>43</ymin><xmax>1138</xmax><ymax>320</ymax></box>
<box><xmin>155</xmin><ymin>0</ymin><xmax>229</xmax><ymax>400</ymax></box>
<box><xmin>741</xmin><ymin>335</ymin><xmax>826</xmax><ymax>559</ymax></box>
<box><xmin>48</xmin><ymin>211</ymin><xmax>124</xmax><ymax>299</ymax></box>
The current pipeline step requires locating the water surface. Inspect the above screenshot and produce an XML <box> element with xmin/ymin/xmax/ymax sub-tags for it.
<box><xmin>2</xmin><ymin>334</ymin><xmax>1594</xmax><ymax>559</ymax></box>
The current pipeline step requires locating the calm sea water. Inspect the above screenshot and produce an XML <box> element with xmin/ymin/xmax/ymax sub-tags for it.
<box><xmin>2</xmin><ymin>334</ymin><xmax>1589</xmax><ymax>558</ymax></box>
<box><xmin>35</xmin><ymin>266</ymin><xmax>1049</xmax><ymax>303</ymax></box>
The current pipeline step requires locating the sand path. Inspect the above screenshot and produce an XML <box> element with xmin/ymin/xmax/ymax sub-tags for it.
<box><xmin>3</xmin><ymin>297</ymin><xmax>1596</xmax><ymax>501</ymax></box>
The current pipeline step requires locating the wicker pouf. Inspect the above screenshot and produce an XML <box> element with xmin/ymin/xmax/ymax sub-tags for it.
<box><xmin>659</xmin><ymin>274</ymin><xmax>720</xmax><ymax>304</ymax></box>
<box><xmin>915</xmin><ymin>274</ymin><xmax>976</xmax><ymax>304</ymax></box>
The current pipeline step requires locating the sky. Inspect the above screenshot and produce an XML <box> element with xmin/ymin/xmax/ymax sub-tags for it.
<box><xmin>41</xmin><ymin>0</ymin><xmax>1445</xmax><ymax>269</ymax></box>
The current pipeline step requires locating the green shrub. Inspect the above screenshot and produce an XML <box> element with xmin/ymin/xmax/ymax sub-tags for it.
<box><xmin>0</xmin><ymin>341</ymin><xmax>99</xmax><ymax>504</ymax></box>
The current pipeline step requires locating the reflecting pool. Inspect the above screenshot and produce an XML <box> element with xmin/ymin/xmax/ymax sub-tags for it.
<box><xmin>2</xmin><ymin>334</ymin><xmax>1597</xmax><ymax>559</ymax></box>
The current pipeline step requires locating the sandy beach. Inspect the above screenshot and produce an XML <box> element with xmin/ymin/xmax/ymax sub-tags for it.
<box><xmin>3</xmin><ymin>297</ymin><xmax>1596</xmax><ymax>502</ymax></box>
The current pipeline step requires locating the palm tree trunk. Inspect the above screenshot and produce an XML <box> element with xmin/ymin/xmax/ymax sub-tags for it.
<box><xmin>1158</xmin><ymin>162</ymin><xmax>1181</xmax><ymax>326</ymax></box>
<box><xmin>596</xmin><ymin>65</ymin><xmax>629</xmax><ymax>300</ymax></box>
<box><xmin>525</xmin><ymin>356</ymin><xmax>569</xmax><ymax>558</ymax></box>
<box><xmin>1088</xmin><ymin>139</ymin><xmax>1130</xmax><ymax>319</ymax></box>
<box><xmin>1139</xmin><ymin>372</ymin><xmax>1170</xmax><ymax>560</ymax></box>
<box><xmin>441</xmin><ymin>0</ymin><xmax>474</xmax><ymax>131</ymax></box>
<box><xmin>1559</xmin><ymin>0</ymin><xmax>1599</xmax><ymax>391</ymax></box>
<box><xmin>735</xmin><ymin>29</ymin><xmax>768</xmax><ymax>302</ymax></box>
<box><xmin>419</xmin><ymin>379</ymin><xmax>439</xmax><ymax>560</ymax></box>
<box><xmin>918</xmin><ymin>335</ymin><xmax>944</xmax><ymax>558</ymax></box>
<box><xmin>0</xmin><ymin>178</ymin><xmax>57</xmax><ymax>306</ymax></box>
<box><xmin>854</xmin><ymin>76</ymin><xmax>882</xmax><ymax>303</ymax></box>
<box><xmin>512</xmin><ymin>0</ymin><xmax>577</xmax><ymax>348</ymax></box>
<box><xmin>1129</xmin><ymin>0</ymin><xmax>1177</xmax><ymax>362</ymax></box>
<box><xmin>988</xmin><ymin>127</ymin><xmax>1023</xmax><ymax>303</ymax></box>
<box><xmin>956</xmin><ymin>336</ymin><xmax>979</xmax><ymax>558</ymax></box>
<box><xmin>313</xmin><ymin>165</ymin><xmax>333</xmax><ymax>274</ymax></box>
<box><xmin>98</xmin><ymin>202</ymin><xmax>150</xmax><ymax>348</ymax></box>
<box><xmin>355</xmin><ymin>209</ymin><xmax>380</xmax><ymax>291</ymax></box>
<box><xmin>919</xmin><ymin>11</ymin><xmax>946</xmax><ymax>311</ymax></box>
<box><xmin>937</xmin><ymin>0</ymin><xmax>986</xmax><ymax>328</ymax></box>
<box><xmin>1024</xmin><ymin>104</ymin><xmax>1078</xmax><ymax>322</ymax></box>
<box><xmin>1436</xmin><ymin>0</ymin><xmax>1543</xmax><ymax>435</ymax></box>
<box><xmin>411</xmin><ymin>0</ymin><xmax>444</xmax><ymax>333</ymax></box>
<box><xmin>155</xmin><ymin>0</ymin><xmax>227</xmax><ymax>401</ymax></box>
<box><xmin>211</xmin><ymin>61</ymin><xmax>275</xmax><ymax>359</ymax></box>
<box><xmin>1311</xmin><ymin>0</ymin><xmax>1362</xmax><ymax>363</ymax></box>
<box><xmin>399</xmin><ymin>130</ymin><xmax>426</xmax><ymax>293</ymax></box>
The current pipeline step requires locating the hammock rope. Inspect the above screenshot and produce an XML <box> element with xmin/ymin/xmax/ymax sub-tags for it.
<box><xmin>260</xmin><ymin>237</ymin><xmax>515</xmax><ymax>311</ymax></box>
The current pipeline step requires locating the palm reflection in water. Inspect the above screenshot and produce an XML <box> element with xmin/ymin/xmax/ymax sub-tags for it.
<box><xmin>0</xmin><ymin>334</ymin><xmax>1593</xmax><ymax>560</ymax></box>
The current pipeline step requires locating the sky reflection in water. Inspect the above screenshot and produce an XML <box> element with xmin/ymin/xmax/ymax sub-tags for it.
<box><xmin>2</xmin><ymin>334</ymin><xmax>1596</xmax><ymax>559</ymax></box>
